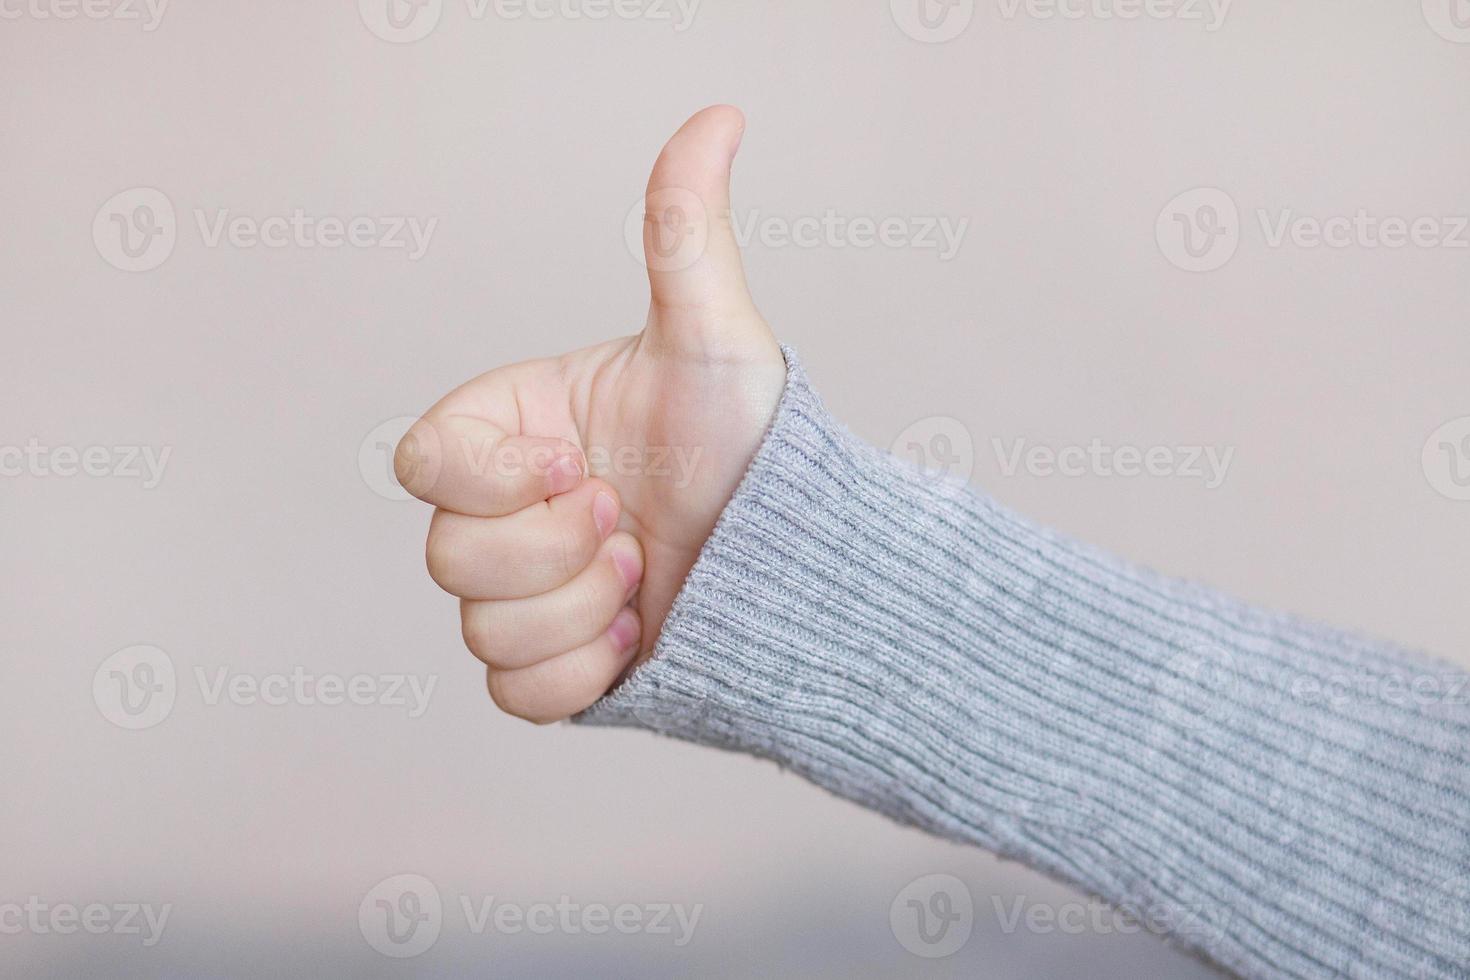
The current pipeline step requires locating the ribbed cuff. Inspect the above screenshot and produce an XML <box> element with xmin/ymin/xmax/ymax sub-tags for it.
<box><xmin>576</xmin><ymin>348</ymin><xmax>1470</xmax><ymax>980</ymax></box>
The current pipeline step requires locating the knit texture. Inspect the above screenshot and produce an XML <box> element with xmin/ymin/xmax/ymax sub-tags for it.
<box><xmin>576</xmin><ymin>349</ymin><xmax>1470</xmax><ymax>979</ymax></box>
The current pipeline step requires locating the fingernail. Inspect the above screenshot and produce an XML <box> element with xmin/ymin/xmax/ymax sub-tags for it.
<box><xmin>606</xmin><ymin>608</ymin><xmax>640</xmax><ymax>654</ymax></box>
<box><xmin>611</xmin><ymin>547</ymin><xmax>642</xmax><ymax>591</ymax></box>
<box><xmin>593</xmin><ymin>491</ymin><xmax>618</xmax><ymax>539</ymax></box>
<box><xmin>548</xmin><ymin>453</ymin><xmax>583</xmax><ymax>496</ymax></box>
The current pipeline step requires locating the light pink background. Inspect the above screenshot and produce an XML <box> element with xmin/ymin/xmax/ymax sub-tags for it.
<box><xmin>4</xmin><ymin>1</ymin><xmax>1468</xmax><ymax>975</ymax></box>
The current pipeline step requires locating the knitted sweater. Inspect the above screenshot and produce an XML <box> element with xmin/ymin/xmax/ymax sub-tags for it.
<box><xmin>577</xmin><ymin>349</ymin><xmax>1470</xmax><ymax>979</ymax></box>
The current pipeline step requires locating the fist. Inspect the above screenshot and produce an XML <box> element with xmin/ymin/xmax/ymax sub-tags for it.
<box><xmin>396</xmin><ymin>106</ymin><xmax>785</xmax><ymax>722</ymax></box>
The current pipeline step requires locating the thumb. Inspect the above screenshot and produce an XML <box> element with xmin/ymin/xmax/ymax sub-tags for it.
<box><xmin>638</xmin><ymin>105</ymin><xmax>769</xmax><ymax>353</ymax></box>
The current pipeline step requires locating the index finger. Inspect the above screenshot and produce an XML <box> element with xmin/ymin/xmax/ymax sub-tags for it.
<box><xmin>394</xmin><ymin>414</ymin><xmax>585</xmax><ymax>517</ymax></box>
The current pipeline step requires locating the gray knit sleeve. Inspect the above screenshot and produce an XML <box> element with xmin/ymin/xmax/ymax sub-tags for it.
<box><xmin>575</xmin><ymin>348</ymin><xmax>1470</xmax><ymax>979</ymax></box>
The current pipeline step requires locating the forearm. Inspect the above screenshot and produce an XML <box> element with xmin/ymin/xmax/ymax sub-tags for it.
<box><xmin>577</xmin><ymin>349</ymin><xmax>1470</xmax><ymax>979</ymax></box>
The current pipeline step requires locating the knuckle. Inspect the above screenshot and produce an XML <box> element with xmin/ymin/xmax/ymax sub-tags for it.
<box><xmin>558</xmin><ymin>655</ymin><xmax>608</xmax><ymax>716</ymax></box>
<box><xmin>485</xmin><ymin>670</ymin><xmax>558</xmax><ymax>725</ymax></box>
<box><xmin>497</xmin><ymin>439</ymin><xmax>558</xmax><ymax>508</ymax></box>
<box><xmin>484</xmin><ymin>670</ymin><xmax>522</xmax><ymax>717</ymax></box>
<box><xmin>426</xmin><ymin>514</ymin><xmax>476</xmax><ymax>599</ymax></box>
<box><xmin>424</xmin><ymin>533</ymin><xmax>452</xmax><ymax>589</ymax></box>
<box><xmin>425</xmin><ymin>519</ymin><xmax>467</xmax><ymax>592</ymax></box>
<box><xmin>570</xmin><ymin>581</ymin><xmax>608</xmax><ymax>636</ymax></box>
<box><xmin>544</xmin><ymin>522</ymin><xmax>590</xmax><ymax>583</ymax></box>
<box><xmin>562</xmin><ymin>654</ymin><xmax>598</xmax><ymax>698</ymax></box>
<box><xmin>394</xmin><ymin>419</ymin><xmax>439</xmax><ymax>496</ymax></box>
<box><xmin>462</xmin><ymin>604</ymin><xmax>518</xmax><ymax>669</ymax></box>
<box><xmin>482</xmin><ymin>467</ymin><xmax>524</xmax><ymax>515</ymax></box>
<box><xmin>479</xmin><ymin>482</ymin><xmax>510</xmax><ymax>517</ymax></box>
<box><xmin>460</xmin><ymin>604</ymin><xmax>491</xmax><ymax>664</ymax></box>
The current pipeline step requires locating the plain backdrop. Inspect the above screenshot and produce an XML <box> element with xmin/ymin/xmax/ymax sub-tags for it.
<box><xmin>3</xmin><ymin>1</ymin><xmax>1468</xmax><ymax>976</ymax></box>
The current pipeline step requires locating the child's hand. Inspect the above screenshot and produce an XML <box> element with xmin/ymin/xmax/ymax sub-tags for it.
<box><xmin>395</xmin><ymin>106</ymin><xmax>785</xmax><ymax>723</ymax></box>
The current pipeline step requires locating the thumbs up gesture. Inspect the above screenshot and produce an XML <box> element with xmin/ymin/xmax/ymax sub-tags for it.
<box><xmin>396</xmin><ymin>106</ymin><xmax>786</xmax><ymax>722</ymax></box>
